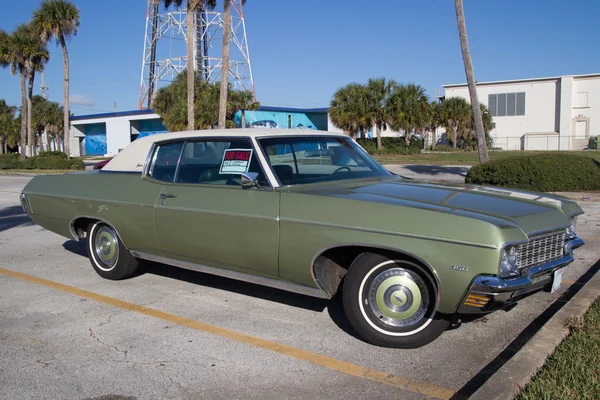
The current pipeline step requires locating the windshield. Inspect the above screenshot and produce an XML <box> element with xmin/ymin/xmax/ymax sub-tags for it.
<box><xmin>258</xmin><ymin>136</ymin><xmax>391</xmax><ymax>185</ymax></box>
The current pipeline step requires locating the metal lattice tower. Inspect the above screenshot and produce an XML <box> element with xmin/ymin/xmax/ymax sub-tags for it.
<box><xmin>138</xmin><ymin>0</ymin><xmax>255</xmax><ymax>110</ymax></box>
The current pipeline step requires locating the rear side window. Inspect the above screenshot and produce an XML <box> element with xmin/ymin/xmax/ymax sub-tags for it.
<box><xmin>176</xmin><ymin>139</ymin><xmax>268</xmax><ymax>186</ymax></box>
<box><xmin>148</xmin><ymin>141</ymin><xmax>184</xmax><ymax>183</ymax></box>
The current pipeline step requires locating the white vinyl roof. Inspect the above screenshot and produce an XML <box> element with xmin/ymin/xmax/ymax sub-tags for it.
<box><xmin>102</xmin><ymin>128</ymin><xmax>346</xmax><ymax>172</ymax></box>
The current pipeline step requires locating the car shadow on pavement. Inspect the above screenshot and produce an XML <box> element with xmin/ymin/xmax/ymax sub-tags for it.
<box><xmin>402</xmin><ymin>165</ymin><xmax>471</xmax><ymax>178</ymax></box>
<box><xmin>143</xmin><ymin>261</ymin><xmax>332</xmax><ymax>313</ymax></box>
<box><xmin>0</xmin><ymin>205</ymin><xmax>34</xmax><ymax>233</ymax></box>
<box><xmin>62</xmin><ymin>239</ymin><xmax>361</xmax><ymax>338</ymax></box>
<box><xmin>62</xmin><ymin>240</ymin><xmax>87</xmax><ymax>257</ymax></box>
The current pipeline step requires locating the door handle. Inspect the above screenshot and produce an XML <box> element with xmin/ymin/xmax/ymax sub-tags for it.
<box><xmin>160</xmin><ymin>193</ymin><xmax>177</xmax><ymax>199</ymax></box>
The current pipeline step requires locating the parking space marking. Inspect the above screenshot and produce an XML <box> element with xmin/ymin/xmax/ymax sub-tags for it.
<box><xmin>0</xmin><ymin>267</ymin><xmax>456</xmax><ymax>400</ymax></box>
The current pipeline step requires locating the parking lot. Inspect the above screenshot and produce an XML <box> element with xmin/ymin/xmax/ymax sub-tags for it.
<box><xmin>1</xmin><ymin>174</ymin><xmax>599</xmax><ymax>400</ymax></box>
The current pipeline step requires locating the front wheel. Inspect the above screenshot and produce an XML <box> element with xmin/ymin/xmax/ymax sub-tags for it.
<box><xmin>342</xmin><ymin>253</ymin><xmax>450</xmax><ymax>348</ymax></box>
<box><xmin>86</xmin><ymin>221</ymin><xmax>139</xmax><ymax>280</ymax></box>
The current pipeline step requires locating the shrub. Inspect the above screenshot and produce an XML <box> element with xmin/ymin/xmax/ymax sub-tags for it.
<box><xmin>0</xmin><ymin>155</ymin><xmax>84</xmax><ymax>171</ymax></box>
<box><xmin>0</xmin><ymin>157</ymin><xmax>20</xmax><ymax>169</ymax></box>
<box><xmin>0</xmin><ymin>153</ymin><xmax>20</xmax><ymax>159</ymax></box>
<box><xmin>35</xmin><ymin>156</ymin><xmax>85</xmax><ymax>170</ymax></box>
<box><xmin>432</xmin><ymin>144</ymin><xmax>461</xmax><ymax>152</ymax></box>
<box><xmin>21</xmin><ymin>156</ymin><xmax>38</xmax><ymax>169</ymax></box>
<box><xmin>465</xmin><ymin>153</ymin><xmax>600</xmax><ymax>192</ymax></box>
<box><xmin>357</xmin><ymin>136</ymin><xmax>422</xmax><ymax>155</ymax></box>
<box><xmin>38</xmin><ymin>150</ymin><xmax>68</xmax><ymax>159</ymax></box>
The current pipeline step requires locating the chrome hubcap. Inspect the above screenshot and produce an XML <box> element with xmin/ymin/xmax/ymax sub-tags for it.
<box><xmin>94</xmin><ymin>226</ymin><xmax>119</xmax><ymax>270</ymax></box>
<box><xmin>367</xmin><ymin>267</ymin><xmax>429</xmax><ymax>328</ymax></box>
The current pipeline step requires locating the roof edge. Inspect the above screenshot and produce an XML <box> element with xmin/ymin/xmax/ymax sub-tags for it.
<box><xmin>443</xmin><ymin>72</ymin><xmax>600</xmax><ymax>88</ymax></box>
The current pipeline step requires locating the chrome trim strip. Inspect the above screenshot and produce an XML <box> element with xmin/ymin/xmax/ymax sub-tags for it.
<box><xmin>132</xmin><ymin>251</ymin><xmax>328</xmax><ymax>299</ymax></box>
<box><xmin>25</xmin><ymin>192</ymin><xmax>154</xmax><ymax>208</ymax></box>
<box><xmin>154</xmin><ymin>205</ymin><xmax>279</xmax><ymax>222</ymax></box>
<box><xmin>280</xmin><ymin>218</ymin><xmax>498</xmax><ymax>249</ymax></box>
<box><xmin>142</xmin><ymin>142</ymin><xmax>157</xmax><ymax>176</ymax></box>
<box><xmin>309</xmin><ymin>242</ymin><xmax>442</xmax><ymax>308</ymax></box>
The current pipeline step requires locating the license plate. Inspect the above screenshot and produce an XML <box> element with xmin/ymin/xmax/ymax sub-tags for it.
<box><xmin>551</xmin><ymin>268</ymin><xmax>564</xmax><ymax>293</ymax></box>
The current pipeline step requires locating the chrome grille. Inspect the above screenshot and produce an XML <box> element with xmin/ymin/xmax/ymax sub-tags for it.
<box><xmin>517</xmin><ymin>232</ymin><xmax>565</xmax><ymax>269</ymax></box>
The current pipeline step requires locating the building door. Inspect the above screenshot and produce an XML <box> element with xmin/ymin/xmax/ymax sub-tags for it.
<box><xmin>575</xmin><ymin>121</ymin><xmax>587</xmax><ymax>139</ymax></box>
<box><xmin>572</xmin><ymin>120</ymin><xmax>588</xmax><ymax>150</ymax></box>
<box><xmin>85</xmin><ymin>123</ymin><xmax>107</xmax><ymax>155</ymax></box>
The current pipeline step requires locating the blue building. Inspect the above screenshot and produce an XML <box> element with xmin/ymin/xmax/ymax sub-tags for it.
<box><xmin>69</xmin><ymin>106</ymin><xmax>330</xmax><ymax>157</ymax></box>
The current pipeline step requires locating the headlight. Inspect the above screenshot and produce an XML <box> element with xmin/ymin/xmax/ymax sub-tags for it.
<box><xmin>566</xmin><ymin>217</ymin><xmax>578</xmax><ymax>239</ymax></box>
<box><xmin>499</xmin><ymin>246</ymin><xmax>519</xmax><ymax>278</ymax></box>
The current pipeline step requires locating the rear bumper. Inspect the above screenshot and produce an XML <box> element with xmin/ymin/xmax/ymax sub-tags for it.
<box><xmin>458</xmin><ymin>236</ymin><xmax>584</xmax><ymax>313</ymax></box>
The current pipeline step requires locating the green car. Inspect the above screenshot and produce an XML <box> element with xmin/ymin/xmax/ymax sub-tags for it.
<box><xmin>20</xmin><ymin>129</ymin><xmax>585</xmax><ymax>348</ymax></box>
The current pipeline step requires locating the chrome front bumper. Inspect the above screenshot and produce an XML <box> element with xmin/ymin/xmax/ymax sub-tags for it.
<box><xmin>459</xmin><ymin>236</ymin><xmax>584</xmax><ymax>314</ymax></box>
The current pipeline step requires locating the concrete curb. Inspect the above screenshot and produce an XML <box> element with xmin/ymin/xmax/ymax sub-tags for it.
<box><xmin>470</xmin><ymin>266</ymin><xmax>600</xmax><ymax>400</ymax></box>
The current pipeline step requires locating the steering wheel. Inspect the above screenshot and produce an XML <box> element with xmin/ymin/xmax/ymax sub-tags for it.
<box><xmin>332</xmin><ymin>166</ymin><xmax>352</xmax><ymax>174</ymax></box>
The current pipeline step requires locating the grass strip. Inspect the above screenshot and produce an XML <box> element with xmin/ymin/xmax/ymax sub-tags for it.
<box><xmin>515</xmin><ymin>298</ymin><xmax>600</xmax><ymax>400</ymax></box>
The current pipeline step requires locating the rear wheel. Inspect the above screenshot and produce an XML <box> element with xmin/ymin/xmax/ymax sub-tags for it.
<box><xmin>86</xmin><ymin>221</ymin><xmax>139</xmax><ymax>280</ymax></box>
<box><xmin>342</xmin><ymin>252</ymin><xmax>450</xmax><ymax>348</ymax></box>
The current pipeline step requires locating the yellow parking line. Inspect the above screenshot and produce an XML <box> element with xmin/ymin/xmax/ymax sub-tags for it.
<box><xmin>562</xmin><ymin>279</ymin><xmax>576</xmax><ymax>286</ymax></box>
<box><xmin>0</xmin><ymin>267</ymin><xmax>455</xmax><ymax>400</ymax></box>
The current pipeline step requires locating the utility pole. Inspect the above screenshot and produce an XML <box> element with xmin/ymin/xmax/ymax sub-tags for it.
<box><xmin>41</xmin><ymin>72</ymin><xmax>49</xmax><ymax>100</ymax></box>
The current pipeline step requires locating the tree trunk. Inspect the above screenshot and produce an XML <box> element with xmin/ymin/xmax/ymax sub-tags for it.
<box><xmin>60</xmin><ymin>35</ymin><xmax>71</xmax><ymax>159</ymax></box>
<box><xmin>218</xmin><ymin>0</ymin><xmax>231</xmax><ymax>129</ymax></box>
<box><xmin>454</xmin><ymin>0</ymin><xmax>488</xmax><ymax>163</ymax></box>
<box><xmin>453</xmin><ymin>127</ymin><xmax>458</xmax><ymax>149</ymax></box>
<box><xmin>27</xmin><ymin>71</ymin><xmax>35</xmax><ymax>156</ymax></box>
<box><xmin>19</xmin><ymin>71</ymin><xmax>27</xmax><ymax>160</ymax></box>
<box><xmin>241</xmin><ymin>110</ymin><xmax>246</xmax><ymax>128</ymax></box>
<box><xmin>376</xmin><ymin>125</ymin><xmax>382</xmax><ymax>150</ymax></box>
<box><xmin>186</xmin><ymin>5</ymin><xmax>195</xmax><ymax>130</ymax></box>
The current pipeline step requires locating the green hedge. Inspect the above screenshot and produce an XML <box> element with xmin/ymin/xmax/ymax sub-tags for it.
<box><xmin>465</xmin><ymin>153</ymin><xmax>600</xmax><ymax>192</ymax></box>
<box><xmin>38</xmin><ymin>151</ymin><xmax>68</xmax><ymax>159</ymax></box>
<box><xmin>0</xmin><ymin>155</ymin><xmax>85</xmax><ymax>171</ymax></box>
<box><xmin>357</xmin><ymin>136</ymin><xmax>422</xmax><ymax>155</ymax></box>
<box><xmin>432</xmin><ymin>144</ymin><xmax>462</xmax><ymax>152</ymax></box>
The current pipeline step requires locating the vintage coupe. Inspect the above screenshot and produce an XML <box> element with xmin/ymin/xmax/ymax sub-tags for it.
<box><xmin>21</xmin><ymin>129</ymin><xmax>585</xmax><ymax>348</ymax></box>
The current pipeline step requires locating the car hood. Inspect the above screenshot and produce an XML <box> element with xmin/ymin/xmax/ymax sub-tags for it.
<box><xmin>285</xmin><ymin>177</ymin><xmax>582</xmax><ymax>236</ymax></box>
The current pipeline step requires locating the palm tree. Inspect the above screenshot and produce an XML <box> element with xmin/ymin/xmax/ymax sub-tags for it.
<box><xmin>218</xmin><ymin>0</ymin><xmax>246</xmax><ymax>129</ymax></box>
<box><xmin>13</xmin><ymin>24</ymin><xmax>49</xmax><ymax>157</ymax></box>
<box><xmin>454</xmin><ymin>0</ymin><xmax>488</xmax><ymax>162</ymax></box>
<box><xmin>329</xmin><ymin>83</ymin><xmax>370</xmax><ymax>140</ymax></box>
<box><xmin>0</xmin><ymin>99</ymin><xmax>18</xmax><ymax>154</ymax></box>
<box><xmin>364</xmin><ymin>77</ymin><xmax>396</xmax><ymax>150</ymax></box>
<box><xmin>439</xmin><ymin>97</ymin><xmax>471</xmax><ymax>149</ymax></box>
<box><xmin>230</xmin><ymin>90</ymin><xmax>259</xmax><ymax>128</ymax></box>
<box><xmin>386</xmin><ymin>83</ymin><xmax>430</xmax><ymax>145</ymax></box>
<box><xmin>0</xmin><ymin>28</ymin><xmax>29</xmax><ymax>159</ymax></box>
<box><xmin>32</xmin><ymin>0</ymin><xmax>80</xmax><ymax>158</ymax></box>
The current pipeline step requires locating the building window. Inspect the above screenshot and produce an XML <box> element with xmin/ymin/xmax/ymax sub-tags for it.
<box><xmin>287</xmin><ymin>114</ymin><xmax>292</xmax><ymax>129</ymax></box>
<box><xmin>488</xmin><ymin>92</ymin><xmax>526</xmax><ymax>117</ymax></box>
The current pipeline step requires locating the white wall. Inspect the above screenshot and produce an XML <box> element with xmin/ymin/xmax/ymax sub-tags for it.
<box><xmin>443</xmin><ymin>74</ymin><xmax>600</xmax><ymax>151</ymax></box>
<box><xmin>444</xmin><ymin>79</ymin><xmax>559</xmax><ymax>150</ymax></box>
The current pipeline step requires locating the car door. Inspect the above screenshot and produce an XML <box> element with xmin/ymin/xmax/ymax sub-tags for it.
<box><xmin>150</xmin><ymin>137</ymin><xmax>280</xmax><ymax>279</ymax></box>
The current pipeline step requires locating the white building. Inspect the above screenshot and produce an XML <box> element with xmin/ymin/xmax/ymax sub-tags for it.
<box><xmin>443</xmin><ymin>73</ymin><xmax>600</xmax><ymax>150</ymax></box>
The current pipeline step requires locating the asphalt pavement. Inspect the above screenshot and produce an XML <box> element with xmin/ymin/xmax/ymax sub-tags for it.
<box><xmin>0</xmin><ymin>174</ymin><xmax>598</xmax><ymax>400</ymax></box>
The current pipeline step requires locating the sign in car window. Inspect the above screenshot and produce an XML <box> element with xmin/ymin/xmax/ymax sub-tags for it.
<box><xmin>220</xmin><ymin>149</ymin><xmax>253</xmax><ymax>174</ymax></box>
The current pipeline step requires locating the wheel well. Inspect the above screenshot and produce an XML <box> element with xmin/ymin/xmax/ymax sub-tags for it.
<box><xmin>312</xmin><ymin>246</ymin><xmax>438</xmax><ymax>299</ymax></box>
<box><xmin>71</xmin><ymin>217</ymin><xmax>100</xmax><ymax>240</ymax></box>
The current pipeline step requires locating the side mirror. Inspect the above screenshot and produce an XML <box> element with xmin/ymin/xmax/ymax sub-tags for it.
<box><xmin>241</xmin><ymin>172</ymin><xmax>260</xmax><ymax>188</ymax></box>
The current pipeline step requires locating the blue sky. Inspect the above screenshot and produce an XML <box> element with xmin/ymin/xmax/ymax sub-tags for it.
<box><xmin>1</xmin><ymin>0</ymin><xmax>599</xmax><ymax>116</ymax></box>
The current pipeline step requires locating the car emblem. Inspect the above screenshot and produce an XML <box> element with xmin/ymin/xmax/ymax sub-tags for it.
<box><xmin>450</xmin><ymin>266</ymin><xmax>469</xmax><ymax>272</ymax></box>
